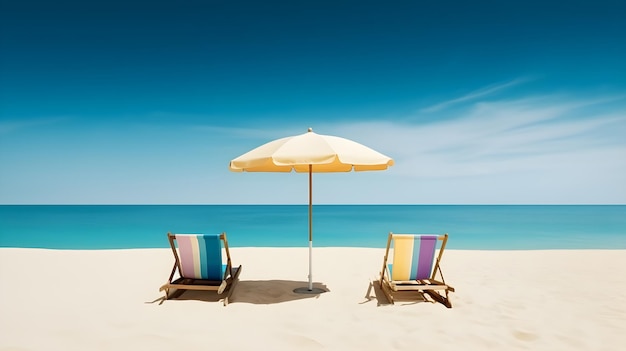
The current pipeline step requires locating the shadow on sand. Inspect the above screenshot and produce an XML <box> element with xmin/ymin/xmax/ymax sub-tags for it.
<box><xmin>150</xmin><ymin>280</ymin><xmax>329</xmax><ymax>305</ymax></box>
<box><xmin>361</xmin><ymin>279</ymin><xmax>430</xmax><ymax>306</ymax></box>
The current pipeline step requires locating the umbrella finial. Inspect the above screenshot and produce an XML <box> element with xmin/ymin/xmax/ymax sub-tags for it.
<box><xmin>308</xmin><ymin>127</ymin><xmax>312</xmax><ymax>132</ymax></box>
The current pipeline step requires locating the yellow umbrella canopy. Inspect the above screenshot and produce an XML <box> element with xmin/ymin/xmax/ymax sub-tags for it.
<box><xmin>229</xmin><ymin>128</ymin><xmax>393</xmax><ymax>172</ymax></box>
<box><xmin>229</xmin><ymin>128</ymin><xmax>394</xmax><ymax>292</ymax></box>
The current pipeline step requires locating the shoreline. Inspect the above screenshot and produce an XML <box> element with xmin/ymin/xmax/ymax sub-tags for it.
<box><xmin>2</xmin><ymin>205</ymin><xmax>624</xmax><ymax>250</ymax></box>
<box><xmin>1</xmin><ymin>247</ymin><xmax>625</xmax><ymax>350</ymax></box>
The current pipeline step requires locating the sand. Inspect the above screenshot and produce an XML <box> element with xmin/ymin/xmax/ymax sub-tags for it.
<box><xmin>1</xmin><ymin>247</ymin><xmax>625</xmax><ymax>350</ymax></box>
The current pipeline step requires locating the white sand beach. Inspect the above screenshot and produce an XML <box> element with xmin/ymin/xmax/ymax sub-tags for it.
<box><xmin>1</xmin><ymin>247</ymin><xmax>625</xmax><ymax>350</ymax></box>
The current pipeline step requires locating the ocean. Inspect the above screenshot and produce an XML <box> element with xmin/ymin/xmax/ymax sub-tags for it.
<box><xmin>0</xmin><ymin>205</ymin><xmax>625</xmax><ymax>250</ymax></box>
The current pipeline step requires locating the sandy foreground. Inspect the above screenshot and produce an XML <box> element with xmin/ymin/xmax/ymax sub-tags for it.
<box><xmin>1</xmin><ymin>247</ymin><xmax>625</xmax><ymax>351</ymax></box>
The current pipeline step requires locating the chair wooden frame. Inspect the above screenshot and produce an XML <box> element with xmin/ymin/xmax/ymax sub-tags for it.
<box><xmin>379</xmin><ymin>232</ymin><xmax>455</xmax><ymax>308</ymax></box>
<box><xmin>159</xmin><ymin>232</ymin><xmax>242</xmax><ymax>306</ymax></box>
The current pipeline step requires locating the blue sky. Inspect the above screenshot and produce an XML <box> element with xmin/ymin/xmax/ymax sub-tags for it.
<box><xmin>1</xmin><ymin>0</ymin><xmax>625</xmax><ymax>204</ymax></box>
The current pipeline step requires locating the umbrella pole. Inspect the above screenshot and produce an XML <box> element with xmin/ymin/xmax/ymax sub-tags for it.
<box><xmin>293</xmin><ymin>164</ymin><xmax>326</xmax><ymax>294</ymax></box>
<box><xmin>308</xmin><ymin>164</ymin><xmax>313</xmax><ymax>291</ymax></box>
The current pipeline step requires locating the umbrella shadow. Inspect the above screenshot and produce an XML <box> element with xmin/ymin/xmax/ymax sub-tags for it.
<box><xmin>232</xmin><ymin>280</ymin><xmax>329</xmax><ymax>304</ymax></box>
<box><xmin>150</xmin><ymin>280</ymin><xmax>329</xmax><ymax>305</ymax></box>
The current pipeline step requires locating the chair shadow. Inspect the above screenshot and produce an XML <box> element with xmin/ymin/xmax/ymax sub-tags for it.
<box><xmin>150</xmin><ymin>280</ymin><xmax>330</xmax><ymax>305</ymax></box>
<box><xmin>361</xmin><ymin>279</ymin><xmax>430</xmax><ymax>306</ymax></box>
<box><xmin>360</xmin><ymin>279</ymin><xmax>391</xmax><ymax>306</ymax></box>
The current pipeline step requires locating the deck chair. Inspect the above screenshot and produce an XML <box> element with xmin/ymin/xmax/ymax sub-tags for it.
<box><xmin>379</xmin><ymin>233</ymin><xmax>455</xmax><ymax>308</ymax></box>
<box><xmin>159</xmin><ymin>232</ymin><xmax>242</xmax><ymax>306</ymax></box>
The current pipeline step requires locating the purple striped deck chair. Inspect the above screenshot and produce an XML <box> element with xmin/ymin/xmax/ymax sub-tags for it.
<box><xmin>159</xmin><ymin>232</ymin><xmax>242</xmax><ymax>306</ymax></box>
<box><xmin>379</xmin><ymin>233</ymin><xmax>455</xmax><ymax>308</ymax></box>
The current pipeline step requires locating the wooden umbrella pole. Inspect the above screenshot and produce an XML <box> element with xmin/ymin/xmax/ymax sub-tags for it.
<box><xmin>308</xmin><ymin>164</ymin><xmax>313</xmax><ymax>291</ymax></box>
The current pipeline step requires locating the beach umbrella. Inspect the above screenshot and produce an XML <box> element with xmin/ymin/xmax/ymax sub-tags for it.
<box><xmin>229</xmin><ymin>128</ymin><xmax>394</xmax><ymax>292</ymax></box>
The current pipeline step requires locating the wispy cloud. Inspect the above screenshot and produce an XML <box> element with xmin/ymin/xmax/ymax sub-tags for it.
<box><xmin>333</xmin><ymin>93</ymin><xmax>626</xmax><ymax>180</ymax></box>
<box><xmin>0</xmin><ymin>117</ymin><xmax>69</xmax><ymax>135</ymax></box>
<box><xmin>420</xmin><ymin>77</ymin><xmax>532</xmax><ymax>113</ymax></box>
<box><xmin>305</xmin><ymin>91</ymin><xmax>625</xmax><ymax>203</ymax></box>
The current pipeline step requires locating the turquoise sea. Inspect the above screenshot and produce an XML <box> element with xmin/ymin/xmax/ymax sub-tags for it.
<box><xmin>0</xmin><ymin>205</ymin><xmax>625</xmax><ymax>250</ymax></box>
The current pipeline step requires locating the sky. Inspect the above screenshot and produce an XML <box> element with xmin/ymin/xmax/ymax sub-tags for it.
<box><xmin>1</xmin><ymin>0</ymin><xmax>625</xmax><ymax>204</ymax></box>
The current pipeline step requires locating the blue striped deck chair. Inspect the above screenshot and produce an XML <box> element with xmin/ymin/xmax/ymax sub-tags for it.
<box><xmin>379</xmin><ymin>233</ymin><xmax>455</xmax><ymax>308</ymax></box>
<box><xmin>159</xmin><ymin>232</ymin><xmax>242</xmax><ymax>306</ymax></box>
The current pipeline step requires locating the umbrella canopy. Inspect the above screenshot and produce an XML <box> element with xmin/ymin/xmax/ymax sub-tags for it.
<box><xmin>229</xmin><ymin>128</ymin><xmax>393</xmax><ymax>292</ymax></box>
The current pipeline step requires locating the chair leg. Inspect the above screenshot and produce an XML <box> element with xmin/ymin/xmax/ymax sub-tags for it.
<box><xmin>158</xmin><ymin>288</ymin><xmax>170</xmax><ymax>305</ymax></box>
<box><xmin>217</xmin><ymin>280</ymin><xmax>228</xmax><ymax>294</ymax></box>
<box><xmin>223</xmin><ymin>265</ymin><xmax>242</xmax><ymax>306</ymax></box>
<box><xmin>379</xmin><ymin>277</ymin><xmax>394</xmax><ymax>304</ymax></box>
<box><xmin>424</xmin><ymin>290</ymin><xmax>452</xmax><ymax>308</ymax></box>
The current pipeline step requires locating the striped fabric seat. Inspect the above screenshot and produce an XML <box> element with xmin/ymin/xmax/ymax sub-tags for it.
<box><xmin>379</xmin><ymin>232</ymin><xmax>455</xmax><ymax>307</ymax></box>
<box><xmin>160</xmin><ymin>232</ymin><xmax>242</xmax><ymax>306</ymax></box>
<box><xmin>176</xmin><ymin>234</ymin><xmax>225</xmax><ymax>280</ymax></box>
<box><xmin>389</xmin><ymin>234</ymin><xmax>438</xmax><ymax>281</ymax></box>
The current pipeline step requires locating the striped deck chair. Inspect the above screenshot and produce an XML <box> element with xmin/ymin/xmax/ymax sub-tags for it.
<box><xmin>159</xmin><ymin>232</ymin><xmax>242</xmax><ymax>306</ymax></box>
<box><xmin>379</xmin><ymin>233</ymin><xmax>455</xmax><ymax>308</ymax></box>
